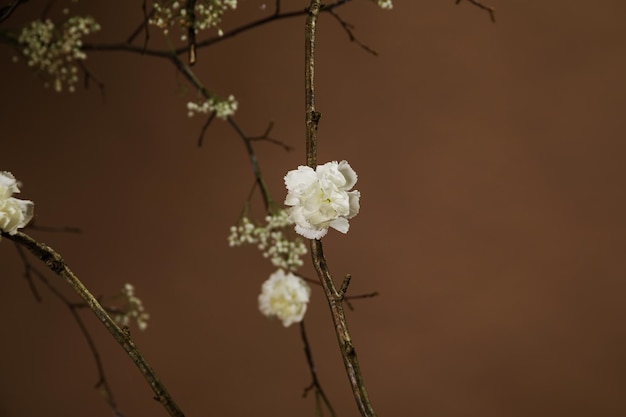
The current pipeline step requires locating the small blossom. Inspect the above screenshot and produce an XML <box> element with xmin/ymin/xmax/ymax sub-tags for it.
<box><xmin>284</xmin><ymin>160</ymin><xmax>360</xmax><ymax>240</ymax></box>
<box><xmin>258</xmin><ymin>269</ymin><xmax>311</xmax><ymax>327</ymax></box>
<box><xmin>149</xmin><ymin>0</ymin><xmax>237</xmax><ymax>36</ymax></box>
<box><xmin>16</xmin><ymin>15</ymin><xmax>100</xmax><ymax>92</ymax></box>
<box><xmin>113</xmin><ymin>283</ymin><xmax>150</xmax><ymax>331</ymax></box>
<box><xmin>227</xmin><ymin>210</ymin><xmax>307</xmax><ymax>271</ymax></box>
<box><xmin>0</xmin><ymin>172</ymin><xmax>34</xmax><ymax>238</ymax></box>
<box><xmin>187</xmin><ymin>94</ymin><xmax>238</xmax><ymax>119</ymax></box>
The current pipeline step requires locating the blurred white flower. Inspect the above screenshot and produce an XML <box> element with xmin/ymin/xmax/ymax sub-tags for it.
<box><xmin>113</xmin><ymin>283</ymin><xmax>150</xmax><ymax>331</ymax></box>
<box><xmin>373</xmin><ymin>0</ymin><xmax>393</xmax><ymax>9</ymax></box>
<box><xmin>258</xmin><ymin>270</ymin><xmax>310</xmax><ymax>327</ymax></box>
<box><xmin>284</xmin><ymin>160</ymin><xmax>360</xmax><ymax>239</ymax></box>
<box><xmin>0</xmin><ymin>172</ymin><xmax>34</xmax><ymax>237</ymax></box>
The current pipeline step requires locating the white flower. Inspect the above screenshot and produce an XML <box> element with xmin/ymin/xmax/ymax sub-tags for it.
<box><xmin>0</xmin><ymin>172</ymin><xmax>34</xmax><ymax>237</ymax></box>
<box><xmin>258</xmin><ymin>270</ymin><xmax>311</xmax><ymax>327</ymax></box>
<box><xmin>284</xmin><ymin>160</ymin><xmax>360</xmax><ymax>239</ymax></box>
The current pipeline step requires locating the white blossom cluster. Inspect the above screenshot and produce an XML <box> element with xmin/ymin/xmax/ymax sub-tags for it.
<box><xmin>113</xmin><ymin>284</ymin><xmax>150</xmax><ymax>331</ymax></box>
<box><xmin>149</xmin><ymin>0</ymin><xmax>237</xmax><ymax>38</ymax></box>
<box><xmin>373</xmin><ymin>0</ymin><xmax>393</xmax><ymax>9</ymax></box>
<box><xmin>187</xmin><ymin>94</ymin><xmax>238</xmax><ymax>119</ymax></box>
<box><xmin>0</xmin><ymin>172</ymin><xmax>34</xmax><ymax>239</ymax></box>
<box><xmin>16</xmin><ymin>16</ymin><xmax>100</xmax><ymax>92</ymax></box>
<box><xmin>258</xmin><ymin>269</ymin><xmax>311</xmax><ymax>327</ymax></box>
<box><xmin>284</xmin><ymin>160</ymin><xmax>360</xmax><ymax>239</ymax></box>
<box><xmin>228</xmin><ymin>210</ymin><xmax>307</xmax><ymax>271</ymax></box>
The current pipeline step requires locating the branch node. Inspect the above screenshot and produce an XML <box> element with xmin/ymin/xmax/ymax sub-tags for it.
<box><xmin>338</xmin><ymin>273</ymin><xmax>352</xmax><ymax>300</ymax></box>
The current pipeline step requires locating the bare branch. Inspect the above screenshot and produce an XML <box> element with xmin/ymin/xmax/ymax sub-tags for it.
<box><xmin>13</xmin><ymin>242</ymin><xmax>125</xmax><ymax>416</ymax></box>
<box><xmin>186</xmin><ymin>0</ymin><xmax>197</xmax><ymax>65</ymax></box>
<box><xmin>305</xmin><ymin>2</ymin><xmax>377</xmax><ymax>416</ymax></box>
<box><xmin>456</xmin><ymin>0</ymin><xmax>496</xmax><ymax>23</ymax></box>
<box><xmin>248</xmin><ymin>122</ymin><xmax>293</xmax><ymax>151</ymax></box>
<box><xmin>197</xmin><ymin>112</ymin><xmax>216</xmax><ymax>147</ymax></box>
<box><xmin>327</xmin><ymin>10</ymin><xmax>378</xmax><ymax>56</ymax></box>
<box><xmin>2</xmin><ymin>230</ymin><xmax>186</xmax><ymax>417</ymax></box>
<box><xmin>300</xmin><ymin>321</ymin><xmax>337</xmax><ymax>417</ymax></box>
<box><xmin>0</xmin><ymin>0</ymin><xmax>28</xmax><ymax>24</ymax></box>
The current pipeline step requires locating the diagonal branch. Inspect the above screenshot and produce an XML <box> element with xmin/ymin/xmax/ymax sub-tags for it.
<box><xmin>300</xmin><ymin>321</ymin><xmax>336</xmax><ymax>417</ymax></box>
<box><xmin>455</xmin><ymin>0</ymin><xmax>496</xmax><ymax>22</ymax></box>
<box><xmin>2</xmin><ymin>230</ymin><xmax>186</xmax><ymax>417</ymax></box>
<box><xmin>0</xmin><ymin>0</ymin><xmax>28</xmax><ymax>24</ymax></box>
<box><xmin>304</xmin><ymin>2</ymin><xmax>377</xmax><ymax>416</ymax></box>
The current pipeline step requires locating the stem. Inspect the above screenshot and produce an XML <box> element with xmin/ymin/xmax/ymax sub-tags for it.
<box><xmin>304</xmin><ymin>2</ymin><xmax>377</xmax><ymax>416</ymax></box>
<box><xmin>3</xmin><ymin>231</ymin><xmax>185</xmax><ymax>417</ymax></box>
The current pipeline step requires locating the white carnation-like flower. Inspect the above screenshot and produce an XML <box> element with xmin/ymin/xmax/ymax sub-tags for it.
<box><xmin>0</xmin><ymin>172</ymin><xmax>34</xmax><ymax>237</ymax></box>
<box><xmin>284</xmin><ymin>160</ymin><xmax>360</xmax><ymax>239</ymax></box>
<box><xmin>258</xmin><ymin>269</ymin><xmax>311</xmax><ymax>327</ymax></box>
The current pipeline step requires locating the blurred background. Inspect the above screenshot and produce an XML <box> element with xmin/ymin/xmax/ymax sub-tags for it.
<box><xmin>1</xmin><ymin>1</ymin><xmax>626</xmax><ymax>416</ymax></box>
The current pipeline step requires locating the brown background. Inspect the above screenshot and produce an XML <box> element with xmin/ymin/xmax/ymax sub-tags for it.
<box><xmin>1</xmin><ymin>1</ymin><xmax>625</xmax><ymax>416</ymax></box>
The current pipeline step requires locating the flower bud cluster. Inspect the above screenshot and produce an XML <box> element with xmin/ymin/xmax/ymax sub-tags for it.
<box><xmin>0</xmin><ymin>172</ymin><xmax>34</xmax><ymax>240</ymax></box>
<box><xmin>16</xmin><ymin>16</ymin><xmax>100</xmax><ymax>92</ymax></box>
<box><xmin>187</xmin><ymin>94</ymin><xmax>238</xmax><ymax>119</ymax></box>
<box><xmin>228</xmin><ymin>210</ymin><xmax>307</xmax><ymax>272</ymax></box>
<box><xmin>149</xmin><ymin>0</ymin><xmax>237</xmax><ymax>37</ymax></box>
<box><xmin>113</xmin><ymin>284</ymin><xmax>150</xmax><ymax>331</ymax></box>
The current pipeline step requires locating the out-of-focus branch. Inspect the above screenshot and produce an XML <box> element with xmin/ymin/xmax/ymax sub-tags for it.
<box><xmin>14</xmin><ymin>242</ymin><xmax>125</xmax><ymax>416</ymax></box>
<box><xmin>456</xmin><ymin>0</ymin><xmax>496</xmax><ymax>22</ymax></box>
<box><xmin>2</xmin><ymin>231</ymin><xmax>186</xmax><ymax>417</ymax></box>
<box><xmin>80</xmin><ymin>1</ymin><xmax>355</xmax><ymax>57</ymax></box>
<box><xmin>0</xmin><ymin>0</ymin><xmax>28</xmax><ymax>24</ymax></box>
<box><xmin>304</xmin><ymin>2</ymin><xmax>377</xmax><ymax>416</ymax></box>
<box><xmin>327</xmin><ymin>9</ymin><xmax>378</xmax><ymax>56</ymax></box>
<box><xmin>300</xmin><ymin>321</ymin><xmax>336</xmax><ymax>417</ymax></box>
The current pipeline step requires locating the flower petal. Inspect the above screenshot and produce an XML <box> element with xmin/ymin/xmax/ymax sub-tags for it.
<box><xmin>338</xmin><ymin>160</ymin><xmax>358</xmax><ymax>190</ymax></box>
<box><xmin>329</xmin><ymin>217</ymin><xmax>349</xmax><ymax>234</ymax></box>
<box><xmin>295</xmin><ymin>224</ymin><xmax>328</xmax><ymax>240</ymax></box>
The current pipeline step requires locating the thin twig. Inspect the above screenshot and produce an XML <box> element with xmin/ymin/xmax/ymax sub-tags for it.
<box><xmin>14</xmin><ymin>243</ymin><xmax>125</xmax><ymax>416</ymax></box>
<box><xmin>456</xmin><ymin>0</ymin><xmax>496</xmax><ymax>23</ymax></box>
<box><xmin>227</xmin><ymin>116</ymin><xmax>273</xmax><ymax>210</ymax></box>
<box><xmin>327</xmin><ymin>10</ymin><xmax>378</xmax><ymax>56</ymax></box>
<box><xmin>125</xmin><ymin>1</ymin><xmax>154</xmax><ymax>48</ymax></box>
<box><xmin>81</xmin><ymin>1</ymin><xmax>356</xmax><ymax>58</ymax></box>
<box><xmin>14</xmin><ymin>243</ymin><xmax>42</xmax><ymax>302</ymax></box>
<box><xmin>0</xmin><ymin>0</ymin><xmax>28</xmax><ymax>24</ymax></box>
<box><xmin>186</xmin><ymin>0</ymin><xmax>197</xmax><ymax>65</ymax></box>
<box><xmin>304</xmin><ymin>2</ymin><xmax>377</xmax><ymax>416</ymax></box>
<box><xmin>197</xmin><ymin>112</ymin><xmax>216</xmax><ymax>147</ymax></box>
<box><xmin>2</xmin><ymin>230</ymin><xmax>186</xmax><ymax>417</ymax></box>
<box><xmin>300</xmin><ymin>321</ymin><xmax>337</xmax><ymax>417</ymax></box>
<box><xmin>248</xmin><ymin>122</ymin><xmax>293</xmax><ymax>151</ymax></box>
<box><xmin>78</xmin><ymin>60</ymin><xmax>106</xmax><ymax>103</ymax></box>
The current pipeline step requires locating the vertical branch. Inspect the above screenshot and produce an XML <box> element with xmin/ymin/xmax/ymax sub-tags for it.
<box><xmin>304</xmin><ymin>2</ymin><xmax>377</xmax><ymax>417</ymax></box>
<box><xmin>3</xmin><ymin>231</ymin><xmax>186</xmax><ymax>417</ymax></box>
<box><xmin>304</xmin><ymin>1</ymin><xmax>320</xmax><ymax>168</ymax></box>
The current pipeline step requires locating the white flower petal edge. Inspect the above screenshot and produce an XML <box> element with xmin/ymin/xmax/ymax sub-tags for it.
<box><xmin>0</xmin><ymin>172</ymin><xmax>34</xmax><ymax>238</ymax></box>
<box><xmin>284</xmin><ymin>160</ymin><xmax>360</xmax><ymax>239</ymax></box>
<box><xmin>258</xmin><ymin>269</ymin><xmax>311</xmax><ymax>327</ymax></box>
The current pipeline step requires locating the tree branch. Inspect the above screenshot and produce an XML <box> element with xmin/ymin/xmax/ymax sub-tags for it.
<box><xmin>2</xmin><ymin>231</ymin><xmax>186</xmax><ymax>417</ymax></box>
<box><xmin>300</xmin><ymin>321</ymin><xmax>336</xmax><ymax>417</ymax></box>
<box><xmin>0</xmin><ymin>0</ymin><xmax>28</xmax><ymax>24</ymax></box>
<box><xmin>304</xmin><ymin>2</ymin><xmax>377</xmax><ymax>416</ymax></box>
<box><xmin>455</xmin><ymin>0</ymin><xmax>496</xmax><ymax>23</ymax></box>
